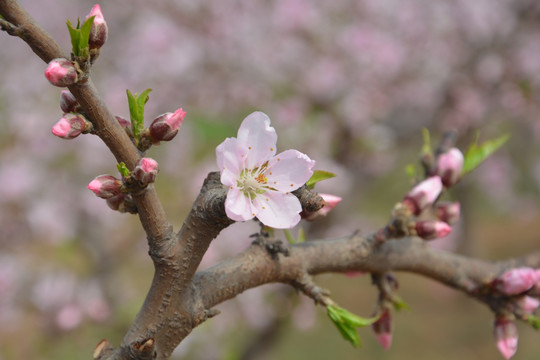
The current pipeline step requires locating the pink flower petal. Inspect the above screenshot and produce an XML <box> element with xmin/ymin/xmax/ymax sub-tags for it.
<box><xmin>225</xmin><ymin>188</ymin><xmax>256</xmax><ymax>221</ymax></box>
<box><xmin>237</xmin><ymin>112</ymin><xmax>277</xmax><ymax>168</ymax></box>
<box><xmin>266</xmin><ymin>150</ymin><xmax>315</xmax><ymax>192</ymax></box>
<box><xmin>216</xmin><ymin>138</ymin><xmax>247</xmax><ymax>186</ymax></box>
<box><xmin>252</xmin><ymin>191</ymin><xmax>301</xmax><ymax>229</ymax></box>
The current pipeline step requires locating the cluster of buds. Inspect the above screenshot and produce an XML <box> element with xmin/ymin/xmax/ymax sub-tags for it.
<box><xmin>398</xmin><ymin>147</ymin><xmax>465</xmax><ymax>241</ymax></box>
<box><xmin>45</xmin><ymin>58</ymin><xmax>79</xmax><ymax>87</ymax></box>
<box><xmin>87</xmin><ymin>158</ymin><xmax>159</xmax><ymax>213</ymax></box>
<box><xmin>51</xmin><ymin>113</ymin><xmax>93</xmax><ymax>139</ymax></box>
<box><xmin>487</xmin><ymin>267</ymin><xmax>540</xmax><ymax>359</ymax></box>
<box><xmin>148</xmin><ymin>108</ymin><xmax>186</xmax><ymax>143</ymax></box>
<box><xmin>86</xmin><ymin>4</ymin><xmax>108</xmax><ymax>50</ymax></box>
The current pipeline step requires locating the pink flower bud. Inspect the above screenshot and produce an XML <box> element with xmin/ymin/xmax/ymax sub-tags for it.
<box><xmin>133</xmin><ymin>157</ymin><xmax>159</xmax><ymax>184</ymax></box>
<box><xmin>437</xmin><ymin>147</ymin><xmax>464</xmax><ymax>187</ymax></box>
<box><xmin>115</xmin><ymin>116</ymin><xmax>131</xmax><ymax>129</ymax></box>
<box><xmin>86</xmin><ymin>4</ymin><xmax>108</xmax><ymax>49</ymax></box>
<box><xmin>495</xmin><ymin>267</ymin><xmax>537</xmax><ymax>295</ymax></box>
<box><xmin>45</xmin><ymin>58</ymin><xmax>78</xmax><ymax>87</ymax></box>
<box><xmin>415</xmin><ymin>221</ymin><xmax>452</xmax><ymax>240</ymax></box>
<box><xmin>106</xmin><ymin>194</ymin><xmax>136</xmax><ymax>213</ymax></box>
<box><xmin>51</xmin><ymin>113</ymin><xmax>91</xmax><ymax>139</ymax></box>
<box><xmin>87</xmin><ymin>175</ymin><xmax>122</xmax><ymax>199</ymax></box>
<box><xmin>59</xmin><ymin>90</ymin><xmax>79</xmax><ymax>113</ymax></box>
<box><xmin>435</xmin><ymin>201</ymin><xmax>460</xmax><ymax>225</ymax></box>
<box><xmin>304</xmin><ymin>193</ymin><xmax>342</xmax><ymax>221</ymax></box>
<box><xmin>403</xmin><ymin>176</ymin><xmax>443</xmax><ymax>215</ymax></box>
<box><xmin>535</xmin><ymin>269</ymin><xmax>540</xmax><ymax>291</ymax></box>
<box><xmin>149</xmin><ymin>108</ymin><xmax>186</xmax><ymax>142</ymax></box>
<box><xmin>494</xmin><ymin>317</ymin><xmax>518</xmax><ymax>359</ymax></box>
<box><xmin>515</xmin><ymin>296</ymin><xmax>540</xmax><ymax>314</ymax></box>
<box><xmin>372</xmin><ymin>308</ymin><xmax>392</xmax><ymax>350</ymax></box>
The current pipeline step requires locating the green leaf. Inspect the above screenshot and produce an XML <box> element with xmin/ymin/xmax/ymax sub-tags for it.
<box><xmin>327</xmin><ymin>305</ymin><xmax>379</xmax><ymax>348</ymax></box>
<box><xmin>127</xmin><ymin>88</ymin><xmax>152</xmax><ymax>143</ymax></box>
<box><xmin>327</xmin><ymin>306</ymin><xmax>362</xmax><ymax>347</ymax></box>
<box><xmin>306</xmin><ymin>170</ymin><xmax>336</xmax><ymax>189</ymax></box>
<box><xmin>297</xmin><ymin>227</ymin><xmax>306</xmax><ymax>243</ymax></box>
<box><xmin>421</xmin><ymin>127</ymin><xmax>432</xmax><ymax>156</ymax></box>
<box><xmin>391</xmin><ymin>296</ymin><xmax>410</xmax><ymax>312</ymax></box>
<box><xmin>462</xmin><ymin>133</ymin><xmax>510</xmax><ymax>176</ymax></box>
<box><xmin>527</xmin><ymin>315</ymin><xmax>540</xmax><ymax>330</ymax></box>
<box><xmin>283</xmin><ymin>229</ymin><xmax>296</xmax><ymax>244</ymax></box>
<box><xmin>66</xmin><ymin>19</ymin><xmax>81</xmax><ymax>56</ymax></box>
<box><xmin>117</xmin><ymin>162</ymin><xmax>130</xmax><ymax>178</ymax></box>
<box><xmin>331</xmin><ymin>305</ymin><xmax>380</xmax><ymax>327</ymax></box>
<box><xmin>405</xmin><ymin>163</ymin><xmax>417</xmax><ymax>180</ymax></box>
<box><xmin>78</xmin><ymin>15</ymin><xmax>95</xmax><ymax>57</ymax></box>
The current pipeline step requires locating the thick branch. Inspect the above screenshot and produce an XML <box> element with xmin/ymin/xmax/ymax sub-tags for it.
<box><xmin>193</xmin><ymin>236</ymin><xmax>540</xmax><ymax>310</ymax></box>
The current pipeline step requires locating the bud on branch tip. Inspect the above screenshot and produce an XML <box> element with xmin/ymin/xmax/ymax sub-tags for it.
<box><xmin>86</xmin><ymin>4</ymin><xmax>108</xmax><ymax>50</ymax></box>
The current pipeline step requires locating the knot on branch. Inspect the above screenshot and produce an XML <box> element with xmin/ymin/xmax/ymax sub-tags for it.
<box><xmin>118</xmin><ymin>338</ymin><xmax>156</xmax><ymax>360</ymax></box>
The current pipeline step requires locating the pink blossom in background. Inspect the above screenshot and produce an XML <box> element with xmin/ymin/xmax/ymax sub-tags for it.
<box><xmin>56</xmin><ymin>303</ymin><xmax>83</xmax><ymax>331</ymax></box>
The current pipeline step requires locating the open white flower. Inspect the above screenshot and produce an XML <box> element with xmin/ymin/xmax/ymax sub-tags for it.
<box><xmin>216</xmin><ymin>112</ymin><xmax>315</xmax><ymax>229</ymax></box>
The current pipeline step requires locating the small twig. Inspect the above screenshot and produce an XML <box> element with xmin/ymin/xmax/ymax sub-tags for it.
<box><xmin>0</xmin><ymin>17</ymin><xmax>19</xmax><ymax>35</ymax></box>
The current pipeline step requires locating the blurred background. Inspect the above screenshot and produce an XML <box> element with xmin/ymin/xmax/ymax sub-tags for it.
<box><xmin>1</xmin><ymin>0</ymin><xmax>540</xmax><ymax>359</ymax></box>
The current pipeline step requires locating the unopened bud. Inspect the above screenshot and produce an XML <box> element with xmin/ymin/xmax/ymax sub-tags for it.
<box><xmin>86</xmin><ymin>4</ymin><xmax>108</xmax><ymax>49</ymax></box>
<box><xmin>115</xmin><ymin>116</ymin><xmax>130</xmax><ymax>129</ymax></box>
<box><xmin>495</xmin><ymin>267</ymin><xmax>537</xmax><ymax>295</ymax></box>
<box><xmin>372</xmin><ymin>308</ymin><xmax>392</xmax><ymax>350</ymax></box>
<box><xmin>403</xmin><ymin>176</ymin><xmax>443</xmax><ymax>215</ymax></box>
<box><xmin>45</xmin><ymin>58</ymin><xmax>78</xmax><ymax>87</ymax></box>
<box><xmin>493</xmin><ymin>316</ymin><xmax>518</xmax><ymax>360</ymax></box>
<box><xmin>149</xmin><ymin>108</ymin><xmax>186</xmax><ymax>142</ymax></box>
<box><xmin>59</xmin><ymin>90</ymin><xmax>79</xmax><ymax>113</ymax></box>
<box><xmin>437</xmin><ymin>147</ymin><xmax>464</xmax><ymax>187</ymax></box>
<box><xmin>435</xmin><ymin>201</ymin><xmax>460</xmax><ymax>225</ymax></box>
<box><xmin>106</xmin><ymin>194</ymin><xmax>136</xmax><ymax>213</ymax></box>
<box><xmin>515</xmin><ymin>296</ymin><xmax>540</xmax><ymax>314</ymax></box>
<box><xmin>415</xmin><ymin>221</ymin><xmax>452</xmax><ymax>240</ymax></box>
<box><xmin>304</xmin><ymin>193</ymin><xmax>342</xmax><ymax>221</ymax></box>
<box><xmin>87</xmin><ymin>175</ymin><xmax>122</xmax><ymax>199</ymax></box>
<box><xmin>51</xmin><ymin>113</ymin><xmax>92</xmax><ymax>139</ymax></box>
<box><xmin>133</xmin><ymin>158</ymin><xmax>159</xmax><ymax>184</ymax></box>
